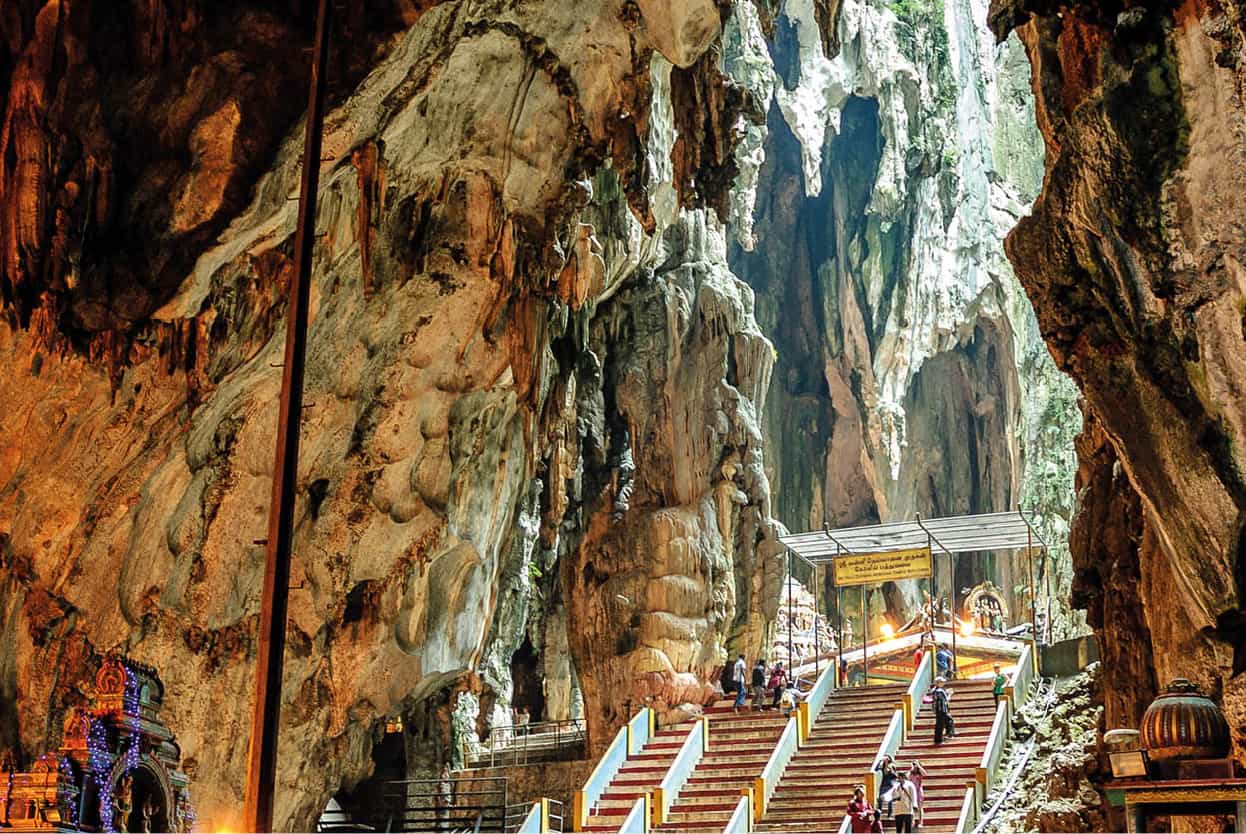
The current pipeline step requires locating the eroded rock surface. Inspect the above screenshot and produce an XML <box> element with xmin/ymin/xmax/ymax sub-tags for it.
<box><xmin>0</xmin><ymin>1</ymin><xmax>781</xmax><ymax>826</ymax></box>
<box><xmin>990</xmin><ymin>0</ymin><xmax>1246</xmax><ymax>755</ymax></box>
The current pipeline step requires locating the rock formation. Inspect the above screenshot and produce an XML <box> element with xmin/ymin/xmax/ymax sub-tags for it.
<box><xmin>723</xmin><ymin>0</ymin><xmax>1082</xmax><ymax>635</ymax></box>
<box><xmin>1</xmin><ymin>1</ymin><xmax>783</xmax><ymax>826</ymax></box>
<box><xmin>988</xmin><ymin>0</ymin><xmax>1246</xmax><ymax>757</ymax></box>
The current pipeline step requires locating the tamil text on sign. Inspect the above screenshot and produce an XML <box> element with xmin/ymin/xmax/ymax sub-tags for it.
<box><xmin>833</xmin><ymin>547</ymin><xmax>933</xmax><ymax>587</ymax></box>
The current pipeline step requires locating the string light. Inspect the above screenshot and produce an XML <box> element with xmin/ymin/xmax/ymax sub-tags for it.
<box><xmin>86</xmin><ymin>716</ymin><xmax>115</xmax><ymax>833</ymax></box>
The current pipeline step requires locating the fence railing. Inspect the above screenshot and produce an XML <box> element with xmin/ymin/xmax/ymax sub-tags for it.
<box><xmin>805</xmin><ymin>652</ymin><xmax>838</xmax><ymax>728</ymax></box>
<box><xmin>618</xmin><ymin>794</ymin><xmax>650</xmax><ymax>834</ymax></box>
<box><xmin>653</xmin><ymin>717</ymin><xmax>707</xmax><ymax>824</ymax></box>
<box><xmin>572</xmin><ymin>709</ymin><xmax>651</xmax><ymax>832</ymax></box>
<box><xmin>465</xmin><ymin>719</ymin><xmax>587</xmax><ymax>768</ymax></box>
<box><xmin>514</xmin><ymin>801</ymin><xmax>543</xmax><ymax>834</ymax></box>
<box><xmin>1010</xmin><ymin>642</ymin><xmax>1035</xmax><ymax>710</ymax></box>
<box><xmin>723</xmin><ymin>794</ymin><xmax>751</xmax><ymax>834</ymax></box>
<box><xmin>975</xmin><ymin>700</ymin><xmax>1010</xmax><ymax>806</ymax></box>
<box><xmin>903</xmin><ymin>651</ymin><xmax>933</xmax><ymax>734</ymax></box>
<box><xmin>752</xmin><ymin>715</ymin><xmax>799</xmax><ymax>821</ymax></box>
<box><xmin>320</xmin><ymin>776</ymin><xmax>507</xmax><ymax>833</ymax></box>
<box><xmin>627</xmin><ymin>709</ymin><xmax>654</xmax><ymax>755</ymax></box>
<box><xmin>864</xmin><ymin>709</ymin><xmax>904</xmax><ymax>803</ymax></box>
<box><xmin>507</xmin><ymin>798</ymin><xmax>565</xmax><ymax>834</ymax></box>
<box><xmin>955</xmin><ymin>785</ymin><xmax>978</xmax><ymax>833</ymax></box>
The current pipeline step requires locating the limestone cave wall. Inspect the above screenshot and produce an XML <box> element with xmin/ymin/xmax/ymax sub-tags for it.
<box><xmin>989</xmin><ymin>0</ymin><xmax>1246</xmax><ymax>755</ymax></box>
<box><xmin>0</xmin><ymin>1</ymin><xmax>784</xmax><ymax>827</ymax></box>
<box><xmin>722</xmin><ymin>0</ymin><xmax>1083</xmax><ymax>635</ymax></box>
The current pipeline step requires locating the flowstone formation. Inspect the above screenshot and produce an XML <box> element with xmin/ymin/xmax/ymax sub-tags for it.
<box><xmin>721</xmin><ymin>0</ymin><xmax>1082</xmax><ymax>632</ymax></box>
<box><xmin>0</xmin><ymin>1</ymin><xmax>785</xmax><ymax>826</ymax></box>
<box><xmin>987</xmin><ymin>0</ymin><xmax>1246</xmax><ymax>756</ymax></box>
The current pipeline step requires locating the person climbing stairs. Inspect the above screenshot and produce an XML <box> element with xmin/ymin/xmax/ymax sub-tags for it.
<box><xmin>892</xmin><ymin>678</ymin><xmax>999</xmax><ymax>832</ymax></box>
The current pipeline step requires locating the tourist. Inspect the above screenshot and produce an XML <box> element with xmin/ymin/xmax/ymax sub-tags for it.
<box><xmin>517</xmin><ymin>707</ymin><xmax>530</xmax><ymax>735</ymax></box>
<box><xmin>847</xmin><ymin>785</ymin><xmax>876</xmax><ymax>833</ymax></box>
<box><xmin>733</xmin><ymin>653</ymin><xmax>747</xmax><ymax>712</ymax></box>
<box><xmin>769</xmin><ymin>662</ymin><xmax>787</xmax><ymax>709</ymax></box>
<box><xmin>932</xmin><ymin>676</ymin><xmax>955</xmax><ymax>745</ymax></box>
<box><xmin>886</xmin><ymin>771</ymin><xmax>918</xmax><ymax>833</ymax></box>
<box><xmin>779</xmin><ymin>684</ymin><xmax>798</xmax><ymax>718</ymax></box>
<box><xmin>907</xmin><ymin>761</ymin><xmax>927</xmax><ymax>826</ymax></box>
<box><xmin>839</xmin><ymin>656</ymin><xmax>849</xmax><ymax>687</ymax></box>
<box><xmin>875</xmin><ymin>755</ymin><xmax>897</xmax><ymax>817</ymax></box>
<box><xmin>993</xmin><ymin>664</ymin><xmax>1007</xmax><ymax>706</ymax></box>
<box><xmin>751</xmin><ymin>657</ymin><xmax>767</xmax><ymax>710</ymax></box>
<box><xmin>935</xmin><ymin>644</ymin><xmax>952</xmax><ymax>679</ymax></box>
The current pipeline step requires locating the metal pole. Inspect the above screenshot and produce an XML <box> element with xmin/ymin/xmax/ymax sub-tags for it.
<box><xmin>862</xmin><ymin>584</ymin><xmax>868</xmax><ymax>686</ymax></box>
<box><xmin>814</xmin><ymin>564</ymin><xmax>820</xmax><ymax>680</ymax></box>
<box><xmin>1045</xmin><ymin>546</ymin><xmax>1053</xmax><ymax>644</ymax></box>
<box><xmin>1028</xmin><ymin>526</ymin><xmax>1036</xmax><ymax>641</ymax></box>
<box><xmin>242</xmin><ymin>1</ymin><xmax>331</xmax><ymax>829</ymax></box>
<box><xmin>949</xmin><ymin>549</ymin><xmax>957</xmax><ymax>677</ymax></box>
<box><xmin>787</xmin><ymin>546</ymin><xmax>797</xmax><ymax>668</ymax></box>
<box><xmin>837</xmin><ymin>578</ymin><xmax>844</xmax><ymax>686</ymax></box>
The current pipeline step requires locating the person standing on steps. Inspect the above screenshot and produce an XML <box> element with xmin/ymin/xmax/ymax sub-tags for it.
<box><xmin>932</xmin><ymin>676</ymin><xmax>955</xmax><ymax>745</ymax></box>
<box><xmin>935</xmin><ymin>644</ymin><xmax>952</xmax><ymax>679</ymax></box>
<box><xmin>751</xmin><ymin>657</ymin><xmax>767</xmax><ymax>710</ymax></box>
<box><xmin>733</xmin><ymin>653</ymin><xmax>747</xmax><ymax>712</ymax></box>
<box><xmin>992</xmin><ymin>664</ymin><xmax>1007</xmax><ymax>706</ymax></box>
<box><xmin>769</xmin><ymin>662</ymin><xmax>787</xmax><ymax>709</ymax></box>
<box><xmin>887</xmin><ymin>771</ymin><xmax>918</xmax><ymax>834</ymax></box>
<box><xmin>875</xmin><ymin>755</ymin><xmax>898</xmax><ymax>818</ymax></box>
<box><xmin>847</xmin><ymin>785</ymin><xmax>876</xmax><ymax>834</ymax></box>
<box><xmin>907</xmin><ymin>760</ymin><xmax>928</xmax><ymax>828</ymax></box>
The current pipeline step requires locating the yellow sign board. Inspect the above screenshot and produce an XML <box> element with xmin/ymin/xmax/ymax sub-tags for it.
<box><xmin>833</xmin><ymin>547</ymin><xmax>933</xmax><ymax>587</ymax></box>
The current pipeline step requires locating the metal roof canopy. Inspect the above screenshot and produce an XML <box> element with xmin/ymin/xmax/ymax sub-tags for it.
<box><xmin>781</xmin><ymin>510</ymin><xmax>1049</xmax><ymax>565</ymax></box>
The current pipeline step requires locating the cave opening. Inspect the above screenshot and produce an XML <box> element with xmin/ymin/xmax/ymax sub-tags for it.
<box><xmin>509</xmin><ymin>635</ymin><xmax>545</xmax><ymax>723</ymax></box>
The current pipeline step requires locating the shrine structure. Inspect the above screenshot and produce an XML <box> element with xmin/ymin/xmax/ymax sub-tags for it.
<box><xmin>0</xmin><ymin>657</ymin><xmax>194</xmax><ymax>832</ymax></box>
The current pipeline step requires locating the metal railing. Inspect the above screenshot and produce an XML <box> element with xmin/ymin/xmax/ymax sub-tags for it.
<box><xmin>723</xmin><ymin>794</ymin><xmax>751</xmax><ymax>834</ymax></box>
<box><xmin>654</xmin><ymin>717</ymin><xmax>707</xmax><ymax>824</ymax></box>
<box><xmin>903</xmin><ymin>651</ymin><xmax>933</xmax><ymax>734</ymax></box>
<box><xmin>618</xmin><ymin>794</ymin><xmax>650</xmax><ymax>834</ymax></box>
<box><xmin>753</xmin><ymin>715</ymin><xmax>799</xmax><ymax>821</ymax></box>
<box><xmin>955</xmin><ymin>785</ymin><xmax>978</xmax><ymax>833</ymax></box>
<box><xmin>975</xmin><ymin>700</ymin><xmax>1010</xmax><ymax>806</ymax></box>
<box><xmin>507</xmin><ymin>798</ymin><xmax>565</xmax><ymax>834</ymax></box>
<box><xmin>805</xmin><ymin>651</ymin><xmax>838</xmax><ymax>723</ymax></box>
<box><xmin>465</xmin><ymin>719</ymin><xmax>587</xmax><ymax>768</ymax></box>
<box><xmin>319</xmin><ymin>776</ymin><xmax>508</xmax><ymax>833</ymax></box>
<box><xmin>572</xmin><ymin>708</ymin><xmax>652</xmax><ymax>831</ymax></box>
<box><xmin>1011</xmin><ymin>642</ymin><xmax>1035</xmax><ymax>710</ymax></box>
<box><xmin>864</xmin><ymin>709</ymin><xmax>904</xmax><ymax>803</ymax></box>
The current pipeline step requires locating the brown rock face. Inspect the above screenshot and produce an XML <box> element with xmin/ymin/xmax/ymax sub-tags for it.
<box><xmin>991</xmin><ymin>0</ymin><xmax>1246</xmax><ymax>748</ymax></box>
<box><xmin>0</xmin><ymin>1</ymin><xmax>421</xmax><ymax>343</ymax></box>
<box><xmin>0</xmin><ymin>1</ymin><xmax>780</xmax><ymax>827</ymax></box>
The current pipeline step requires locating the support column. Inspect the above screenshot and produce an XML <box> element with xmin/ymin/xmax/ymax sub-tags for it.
<box><xmin>862</xmin><ymin>585</ymin><xmax>869</xmax><ymax>686</ymax></box>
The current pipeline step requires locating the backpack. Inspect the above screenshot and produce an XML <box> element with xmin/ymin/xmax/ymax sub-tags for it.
<box><xmin>752</xmin><ymin>665</ymin><xmax>766</xmax><ymax>687</ymax></box>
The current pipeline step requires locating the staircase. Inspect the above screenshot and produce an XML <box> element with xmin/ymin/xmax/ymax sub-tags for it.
<box><xmin>653</xmin><ymin>699</ymin><xmax>789</xmax><ymax>832</ymax></box>
<box><xmin>580</xmin><ymin>721</ymin><xmax>695</xmax><ymax>832</ymax></box>
<box><xmin>755</xmin><ymin>684</ymin><xmax>907</xmax><ymax>833</ymax></box>
<box><xmin>893</xmin><ymin>679</ymin><xmax>999</xmax><ymax>832</ymax></box>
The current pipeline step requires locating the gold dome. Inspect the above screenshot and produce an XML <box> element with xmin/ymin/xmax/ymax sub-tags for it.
<box><xmin>1139</xmin><ymin>679</ymin><xmax>1230</xmax><ymax>762</ymax></box>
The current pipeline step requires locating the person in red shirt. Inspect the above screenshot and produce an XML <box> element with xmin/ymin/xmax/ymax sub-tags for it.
<box><xmin>847</xmin><ymin>785</ymin><xmax>877</xmax><ymax>833</ymax></box>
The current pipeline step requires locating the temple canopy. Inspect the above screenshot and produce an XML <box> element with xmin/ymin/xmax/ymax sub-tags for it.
<box><xmin>780</xmin><ymin>510</ymin><xmax>1048</xmax><ymax>565</ymax></box>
